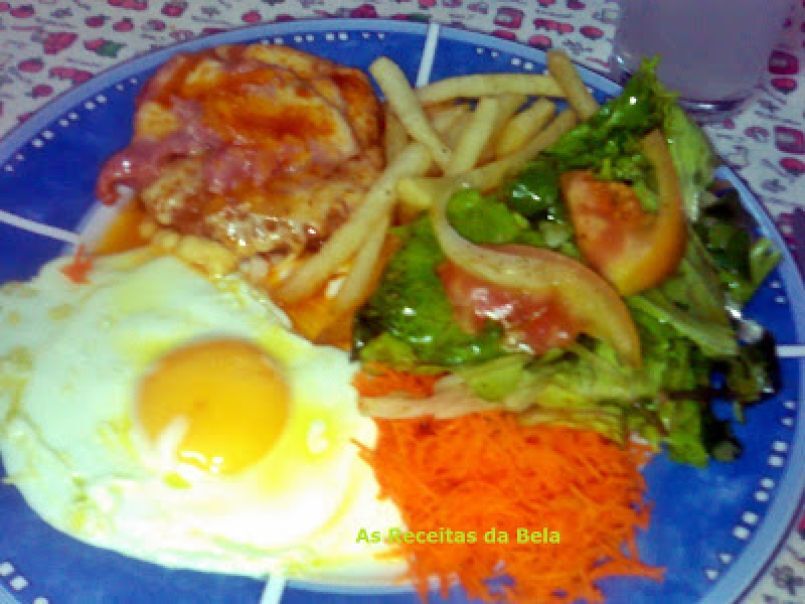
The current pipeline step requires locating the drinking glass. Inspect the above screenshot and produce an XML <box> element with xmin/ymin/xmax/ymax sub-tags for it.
<box><xmin>612</xmin><ymin>0</ymin><xmax>792</xmax><ymax>121</ymax></box>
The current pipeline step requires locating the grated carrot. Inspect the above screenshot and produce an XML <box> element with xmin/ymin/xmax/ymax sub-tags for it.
<box><xmin>60</xmin><ymin>244</ymin><xmax>93</xmax><ymax>284</ymax></box>
<box><xmin>353</xmin><ymin>364</ymin><xmax>443</xmax><ymax>398</ymax></box>
<box><xmin>361</xmin><ymin>412</ymin><xmax>663</xmax><ymax>603</ymax></box>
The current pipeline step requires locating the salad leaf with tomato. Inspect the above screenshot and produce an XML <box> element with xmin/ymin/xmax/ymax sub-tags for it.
<box><xmin>352</xmin><ymin>60</ymin><xmax>779</xmax><ymax>467</ymax></box>
<box><xmin>353</xmin><ymin>215</ymin><xmax>506</xmax><ymax>367</ymax></box>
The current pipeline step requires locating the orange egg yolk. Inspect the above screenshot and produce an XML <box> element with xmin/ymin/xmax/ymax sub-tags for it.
<box><xmin>137</xmin><ymin>338</ymin><xmax>289</xmax><ymax>475</ymax></box>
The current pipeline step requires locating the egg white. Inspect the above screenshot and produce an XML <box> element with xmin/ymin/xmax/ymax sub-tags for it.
<box><xmin>0</xmin><ymin>249</ymin><xmax>404</xmax><ymax>580</ymax></box>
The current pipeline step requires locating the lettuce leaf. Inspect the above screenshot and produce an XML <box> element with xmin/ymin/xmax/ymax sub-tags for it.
<box><xmin>446</xmin><ymin>189</ymin><xmax>529</xmax><ymax>245</ymax></box>
<box><xmin>663</xmin><ymin>104</ymin><xmax>716</xmax><ymax>220</ymax></box>
<box><xmin>545</xmin><ymin>58</ymin><xmax>673</xmax><ymax>175</ymax></box>
<box><xmin>693</xmin><ymin>189</ymin><xmax>781</xmax><ymax>304</ymax></box>
<box><xmin>353</xmin><ymin>217</ymin><xmax>505</xmax><ymax>366</ymax></box>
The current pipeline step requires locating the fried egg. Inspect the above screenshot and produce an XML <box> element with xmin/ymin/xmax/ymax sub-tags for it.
<box><xmin>0</xmin><ymin>249</ymin><xmax>403</xmax><ymax>581</ymax></box>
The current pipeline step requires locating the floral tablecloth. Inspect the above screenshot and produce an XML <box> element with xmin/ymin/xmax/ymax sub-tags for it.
<box><xmin>0</xmin><ymin>1</ymin><xmax>802</xmax><ymax>603</ymax></box>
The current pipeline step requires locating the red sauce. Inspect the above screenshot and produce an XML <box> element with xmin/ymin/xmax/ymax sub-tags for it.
<box><xmin>94</xmin><ymin>44</ymin><xmax>383</xmax><ymax>260</ymax></box>
<box><xmin>138</xmin><ymin>53</ymin><xmax>206</xmax><ymax>106</ymax></box>
<box><xmin>204</xmin><ymin>96</ymin><xmax>335</xmax><ymax>145</ymax></box>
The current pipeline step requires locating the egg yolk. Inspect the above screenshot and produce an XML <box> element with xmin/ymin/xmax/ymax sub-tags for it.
<box><xmin>137</xmin><ymin>338</ymin><xmax>289</xmax><ymax>475</ymax></box>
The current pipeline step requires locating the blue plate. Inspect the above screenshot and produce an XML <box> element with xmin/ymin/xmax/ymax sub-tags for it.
<box><xmin>0</xmin><ymin>19</ymin><xmax>802</xmax><ymax>604</ymax></box>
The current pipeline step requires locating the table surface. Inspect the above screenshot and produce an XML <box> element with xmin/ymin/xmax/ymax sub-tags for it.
<box><xmin>0</xmin><ymin>2</ymin><xmax>803</xmax><ymax>604</ymax></box>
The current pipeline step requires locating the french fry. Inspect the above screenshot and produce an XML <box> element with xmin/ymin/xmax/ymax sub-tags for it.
<box><xmin>480</xmin><ymin>93</ymin><xmax>527</xmax><ymax>161</ymax></box>
<box><xmin>492</xmin><ymin>94</ymin><xmax>527</xmax><ymax>130</ymax></box>
<box><xmin>430</xmin><ymin>103</ymin><xmax>471</xmax><ymax>138</ymax></box>
<box><xmin>547</xmin><ymin>50</ymin><xmax>599</xmax><ymax>120</ymax></box>
<box><xmin>417</xmin><ymin>73</ymin><xmax>565</xmax><ymax>104</ymax></box>
<box><xmin>494</xmin><ymin>98</ymin><xmax>556</xmax><ymax>157</ymax></box>
<box><xmin>440</xmin><ymin>109</ymin><xmax>475</xmax><ymax>151</ymax></box>
<box><xmin>331</xmin><ymin>214</ymin><xmax>390</xmax><ymax>316</ymax></box>
<box><xmin>369</xmin><ymin>57</ymin><xmax>451</xmax><ymax>170</ymax></box>
<box><xmin>397</xmin><ymin>174</ymin><xmax>460</xmax><ymax>217</ymax></box>
<box><xmin>383</xmin><ymin>104</ymin><xmax>408</xmax><ymax>163</ymax></box>
<box><xmin>399</xmin><ymin>109</ymin><xmax>578</xmax><ymax>208</ymax></box>
<box><xmin>426</xmin><ymin>101</ymin><xmax>460</xmax><ymax>120</ymax></box>
<box><xmin>276</xmin><ymin>142</ymin><xmax>432</xmax><ymax>304</ymax></box>
<box><xmin>316</xmin><ymin>225</ymin><xmax>402</xmax><ymax>348</ymax></box>
<box><xmin>445</xmin><ymin>96</ymin><xmax>499</xmax><ymax>176</ymax></box>
<box><xmin>461</xmin><ymin>109</ymin><xmax>577</xmax><ymax>191</ymax></box>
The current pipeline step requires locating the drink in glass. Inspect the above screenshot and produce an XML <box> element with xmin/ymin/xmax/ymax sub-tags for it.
<box><xmin>612</xmin><ymin>0</ymin><xmax>792</xmax><ymax>120</ymax></box>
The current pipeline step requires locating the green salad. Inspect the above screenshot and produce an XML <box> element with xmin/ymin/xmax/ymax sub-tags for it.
<box><xmin>353</xmin><ymin>61</ymin><xmax>780</xmax><ymax>467</ymax></box>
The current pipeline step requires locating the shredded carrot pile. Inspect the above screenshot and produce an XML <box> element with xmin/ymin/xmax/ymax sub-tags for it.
<box><xmin>353</xmin><ymin>364</ymin><xmax>443</xmax><ymax>398</ymax></box>
<box><xmin>362</xmin><ymin>412</ymin><xmax>663</xmax><ymax>603</ymax></box>
<box><xmin>60</xmin><ymin>244</ymin><xmax>93</xmax><ymax>284</ymax></box>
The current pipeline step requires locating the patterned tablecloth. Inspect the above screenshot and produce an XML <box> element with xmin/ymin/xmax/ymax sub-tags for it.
<box><xmin>0</xmin><ymin>1</ymin><xmax>802</xmax><ymax>603</ymax></box>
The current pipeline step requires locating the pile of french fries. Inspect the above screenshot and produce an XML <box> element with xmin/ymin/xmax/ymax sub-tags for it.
<box><xmin>275</xmin><ymin>50</ymin><xmax>600</xmax><ymax>340</ymax></box>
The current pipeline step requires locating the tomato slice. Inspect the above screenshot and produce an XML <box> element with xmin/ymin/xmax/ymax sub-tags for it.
<box><xmin>434</xmin><ymin>244</ymin><xmax>641</xmax><ymax>366</ymax></box>
<box><xmin>439</xmin><ymin>260</ymin><xmax>581</xmax><ymax>355</ymax></box>
<box><xmin>561</xmin><ymin>130</ymin><xmax>687</xmax><ymax>296</ymax></box>
<box><xmin>431</xmin><ymin>187</ymin><xmax>642</xmax><ymax>367</ymax></box>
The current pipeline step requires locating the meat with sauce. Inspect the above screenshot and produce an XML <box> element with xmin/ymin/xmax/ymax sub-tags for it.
<box><xmin>96</xmin><ymin>44</ymin><xmax>383</xmax><ymax>261</ymax></box>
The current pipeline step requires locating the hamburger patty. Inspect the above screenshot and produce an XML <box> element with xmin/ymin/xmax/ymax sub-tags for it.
<box><xmin>96</xmin><ymin>44</ymin><xmax>383</xmax><ymax>260</ymax></box>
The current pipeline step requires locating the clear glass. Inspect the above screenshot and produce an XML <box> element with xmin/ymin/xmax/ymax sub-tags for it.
<box><xmin>612</xmin><ymin>0</ymin><xmax>792</xmax><ymax>121</ymax></box>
